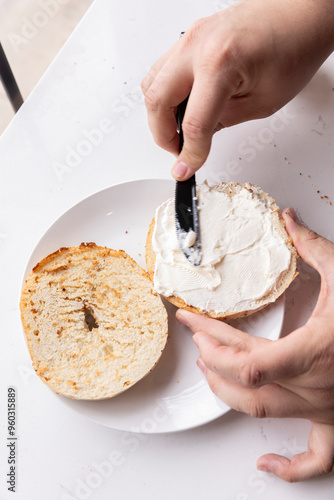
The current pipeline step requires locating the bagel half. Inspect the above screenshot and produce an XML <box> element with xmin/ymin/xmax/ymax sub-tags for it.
<box><xmin>20</xmin><ymin>243</ymin><xmax>168</xmax><ymax>399</ymax></box>
<box><xmin>146</xmin><ymin>182</ymin><xmax>298</xmax><ymax>320</ymax></box>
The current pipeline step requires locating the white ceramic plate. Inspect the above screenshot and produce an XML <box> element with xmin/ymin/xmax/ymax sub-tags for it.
<box><xmin>23</xmin><ymin>179</ymin><xmax>285</xmax><ymax>433</ymax></box>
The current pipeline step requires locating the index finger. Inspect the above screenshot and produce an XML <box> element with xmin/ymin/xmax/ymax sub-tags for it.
<box><xmin>142</xmin><ymin>49</ymin><xmax>194</xmax><ymax>155</ymax></box>
<box><xmin>193</xmin><ymin>326</ymin><xmax>311</xmax><ymax>387</ymax></box>
<box><xmin>172</xmin><ymin>67</ymin><xmax>238</xmax><ymax>179</ymax></box>
<box><xmin>176</xmin><ymin>308</ymin><xmax>265</xmax><ymax>351</ymax></box>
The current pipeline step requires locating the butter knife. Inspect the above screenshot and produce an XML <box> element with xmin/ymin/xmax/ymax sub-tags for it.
<box><xmin>175</xmin><ymin>97</ymin><xmax>201</xmax><ymax>266</ymax></box>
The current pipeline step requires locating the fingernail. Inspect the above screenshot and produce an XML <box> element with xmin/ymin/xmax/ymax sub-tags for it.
<box><xmin>176</xmin><ymin>310</ymin><xmax>189</xmax><ymax>327</ymax></box>
<box><xmin>197</xmin><ymin>357</ymin><xmax>206</xmax><ymax>374</ymax></box>
<box><xmin>172</xmin><ymin>160</ymin><xmax>188</xmax><ymax>179</ymax></box>
<box><xmin>257</xmin><ymin>464</ymin><xmax>271</xmax><ymax>473</ymax></box>
<box><xmin>284</xmin><ymin>207</ymin><xmax>299</xmax><ymax>222</ymax></box>
<box><xmin>192</xmin><ymin>334</ymin><xmax>199</xmax><ymax>347</ymax></box>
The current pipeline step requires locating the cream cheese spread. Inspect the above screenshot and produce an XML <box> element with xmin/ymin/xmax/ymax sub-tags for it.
<box><xmin>152</xmin><ymin>182</ymin><xmax>292</xmax><ymax>315</ymax></box>
<box><xmin>176</xmin><ymin>228</ymin><xmax>201</xmax><ymax>266</ymax></box>
<box><xmin>184</xmin><ymin>230</ymin><xmax>196</xmax><ymax>249</ymax></box>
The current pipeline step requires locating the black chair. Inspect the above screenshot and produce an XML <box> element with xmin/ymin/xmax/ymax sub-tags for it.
<box><xmin>0</xmin><ymin>42</ymin><xmax>23</xmax><ymax>112</ymax></box>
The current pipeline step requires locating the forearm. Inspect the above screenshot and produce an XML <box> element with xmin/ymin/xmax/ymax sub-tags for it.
<box><xmin>226</xmin><ymin>0</ymin><xmax>334</xmax><ymax>94</ymax></box>
<box><xmin>268</xmin><ymin>0</ymin><xmax>334</xmax><ymax>69</ymax></box>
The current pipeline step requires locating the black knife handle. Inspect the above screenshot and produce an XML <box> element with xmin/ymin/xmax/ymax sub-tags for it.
<box><xmin>176</xmin><ymin>96</ymin><xmax>189</xmax><ymax>154</ymax></box>
<box><xmin>176</xmin><ymin>30</ymin><xmax>188</xmax><ymax>155</ymax></box>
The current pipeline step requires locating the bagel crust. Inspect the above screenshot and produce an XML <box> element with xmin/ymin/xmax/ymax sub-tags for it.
<box><xmin>20</xmin><ymin>243</ymin><xmax>168</xmax><ymax>399</ymax></box>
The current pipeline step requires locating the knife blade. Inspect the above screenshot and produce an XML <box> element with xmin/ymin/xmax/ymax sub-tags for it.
<box><xmin>175</xmin><ymin>97</ymin><xmax>201</xmax><ymax>266</ymax></box>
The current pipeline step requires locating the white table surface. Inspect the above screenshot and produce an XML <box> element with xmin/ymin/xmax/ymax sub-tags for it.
<box><xmin>1</xmin><ymin>0</ymin><xmax>334</xmax><ymax>498</ymax></box>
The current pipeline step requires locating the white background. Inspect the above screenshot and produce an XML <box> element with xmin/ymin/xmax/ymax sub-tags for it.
<box><xmin>1</xmin><ymin>0</ymin><xmax>334</xmax><ymax>498</ymax></box>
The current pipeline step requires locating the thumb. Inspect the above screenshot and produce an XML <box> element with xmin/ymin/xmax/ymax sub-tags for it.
<box><xmin>282</xmin><ymin>208</ymin><xmax>334</xmax><ymax>277</ymax></box>
<box><xmin>257</xmin><ymin>422</ymin><xmax>334</xmax><ymax>482</ymax></box>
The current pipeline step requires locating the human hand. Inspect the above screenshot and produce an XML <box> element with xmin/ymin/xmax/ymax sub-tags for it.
<box><xmin>176</xmin><ymin>208</ymin><xmax>334</xmax><ymax>482</ymax></box>
<box><xmin>142</xmin><ymin>0</ymin><xmax>334</xmax><ymax>180</ymax></box>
